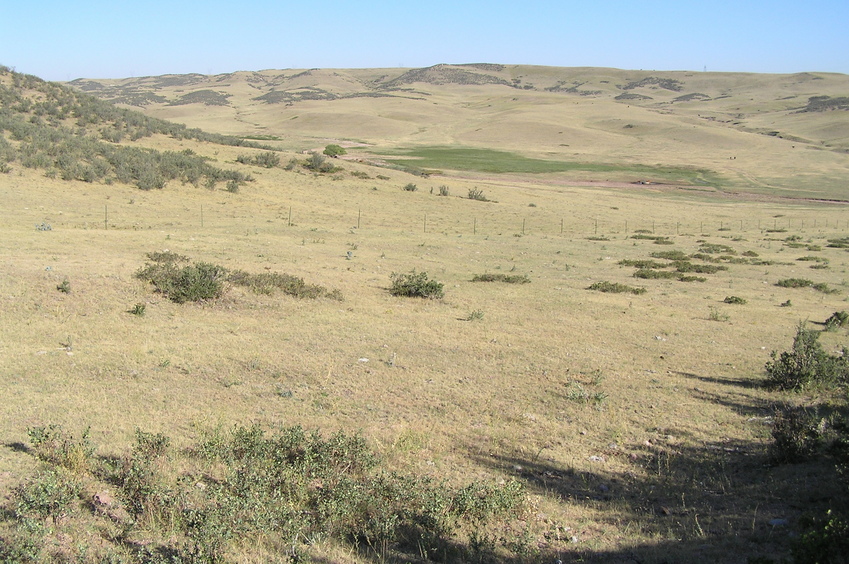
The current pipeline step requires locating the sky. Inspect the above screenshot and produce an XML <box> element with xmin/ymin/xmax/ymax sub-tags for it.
<box><xmin>3</xmin><ymin>0</ymin><xmax>848</xmax><ymax>81</ymax></box>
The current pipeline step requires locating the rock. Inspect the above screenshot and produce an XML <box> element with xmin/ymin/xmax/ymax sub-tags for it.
<box><xmin>769</xmin><ymin>518</ymin><xmax>789</xmax><ymax>527</ymax></box>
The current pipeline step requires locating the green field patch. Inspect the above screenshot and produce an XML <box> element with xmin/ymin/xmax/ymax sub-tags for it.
<box><xmin>375</xmin><ymin>146</ymin><xmax>718</xmax><ymax>185</ymax></box>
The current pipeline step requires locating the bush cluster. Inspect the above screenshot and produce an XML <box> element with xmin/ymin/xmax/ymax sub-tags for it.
<box><xmin>1</xmin><ymin>423</ymin><xmax>527</xmax><ymax>563</ymax></box>
<box><xmin>135</xmin><ymin>252</ymin><xmax>342</xmax><ymax>303</ymax></box>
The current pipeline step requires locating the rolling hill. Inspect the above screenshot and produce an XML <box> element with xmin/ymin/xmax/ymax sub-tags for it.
<box><xmin>69</xmin><ymin>64</ymin><xmax>849</xmax><ymax>199</ymax></box>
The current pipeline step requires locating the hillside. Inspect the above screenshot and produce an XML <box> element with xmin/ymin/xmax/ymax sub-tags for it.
<box><xmin>69</xmin><ymin>64</ymin><xmax>849</xmax><ymax>199</ymax></box>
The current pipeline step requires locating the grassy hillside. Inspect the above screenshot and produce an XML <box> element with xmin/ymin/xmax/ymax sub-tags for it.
<box><xmin>69</xmin><ymin>64</ymin><xmax>849</xmax><ymax>200</ymax></box>
<box><xmin>2</xmin><ymin>66</ymin><xmax>849</xmax><ymax>562</ymax></box>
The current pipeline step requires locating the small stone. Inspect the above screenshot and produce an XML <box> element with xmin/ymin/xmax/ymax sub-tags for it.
<box><xmin>769</xmin><ymin>518</ymin><xmax>789</xmax><ymax>527</ymax></box>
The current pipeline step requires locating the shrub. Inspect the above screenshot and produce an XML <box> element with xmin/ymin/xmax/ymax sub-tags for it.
<box><xmin>471</xmin><ymin>273</ymin><xmax>530</xmax><ymax>284</ymax></box>
<box><xmin>825</xmin><ymin>311</ymin><xmax>849</xmax><ymax>331</ymax></box>
<box><xmin>253</xmin><ymin>151</ymin><xmax>280</xmax><ymax>168</ymax></box>
<box><xmin>769</xmin><ymin>404</ymin><xmax>828</xmax><ymax>463</ymax></box>
<box><xmin>776</xmin><ymin>278</ymin><xmax>814</xmax><ymax>288</ymax></box>
<box><xmin>228</xmin><ymin>270</ymin><xmax>342</xmax><ymax>300</ymax></box>
<box><xmin>438</xmin><ymin>184</ymin><xmax>450</xmax><ymax>196</ymax></box>
<box><xmin>390</xmin><ymin>270</ymin><xmax>444</xmax><ymax>299</ymax></box>
<box><xmin>723</xmin><ymin>296</ymin><xmax>747</xmax><ymax>304</ymax></box>
<box><xmin>136</xmin><ymin>260</ymin><xmax>228</xmax><ymax>303</ymax></box>
<box><xmin>27</xmin><ymin>424</ymin><xmax>94</xmax><ymax>474</ymax></box>
<box><xmin>468</xmin><ymin>187</ymin><xmax>488</xmax><ymax>201</ymax></box>
<box><xmin>765</xmin><ymin>323</ymin><xmax>849</xmax><ymax>390</ymax></box>
<box><xmin>305</xmin><ymin>151</ymin><xmax>335</xmax><ymax>173</ymax></box>
<box><xmin>323</xmin><ymin>144</ymin><xmax>346</xmax><ymax>157</ymax></box>
<box><xmin>587</xmin><ymin>281</ymin><xmax>646</xmax><ymax>295</ymax></box>
<box><xmin>402</xmin><ymin>182</ymin><xmax>418</xmax><ymax>192</ymax></box>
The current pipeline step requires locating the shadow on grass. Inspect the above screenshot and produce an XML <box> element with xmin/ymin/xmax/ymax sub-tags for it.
<box><xmin>467</xmin><ymin>417</ymin><xmax>844</xmax><ymax>562</ymax></box>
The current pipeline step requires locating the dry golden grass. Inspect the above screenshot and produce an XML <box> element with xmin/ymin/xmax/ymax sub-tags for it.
<box><xmin>3</xmin><ymin>128</ymin><xmax>849</xmax><ymax>560</ymax></box>
<box><xmin>73</xmin><ymin>65</ymin><xmax>849</xmax><ymax>199</ymax></box>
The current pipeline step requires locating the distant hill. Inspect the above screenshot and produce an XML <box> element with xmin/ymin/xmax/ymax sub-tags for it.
<box><xmin>65</xmin><ymin>64</ymin><xmax>849</xmax><ymax>198</ymax></box>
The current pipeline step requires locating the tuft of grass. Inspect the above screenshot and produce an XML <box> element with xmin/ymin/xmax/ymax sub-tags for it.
<box><xmin>56</xmin><ymin>277</ymin><xmax>70</xmax><ymax>294</ymax></box>
<box><xmin>466</xmin><ymin>309</ymin><xmax>484</xmax><ymax>321</ymax></box>
<box><xmin>128</xmin><ymin>302</ymin><xmax>146</xmax><ymax>316</ymax></box>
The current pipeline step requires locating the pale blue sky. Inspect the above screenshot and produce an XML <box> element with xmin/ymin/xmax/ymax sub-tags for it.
<box><xmin>3</xmin><ymin>0</ymin><xmax>848</xmax><ymax>81</ymax></box>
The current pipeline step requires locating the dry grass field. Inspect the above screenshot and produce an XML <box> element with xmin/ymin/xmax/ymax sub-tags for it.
<box><xmin>2</xmin><ymin>65</ymin><xmax>849</xmax><ymax>562</ymax></box>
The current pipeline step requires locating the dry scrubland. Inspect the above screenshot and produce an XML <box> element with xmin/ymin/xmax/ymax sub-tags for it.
<box><xmin>1</xmin><ymin>64</ymin><xmax>849</xmax><ymax>562</ymax></box>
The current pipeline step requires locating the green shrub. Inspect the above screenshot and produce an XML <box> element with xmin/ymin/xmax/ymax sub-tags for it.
<box><xmin>228</xmin><ymin>270</ymin><xmax>342</xmax><ymax>300</ymax></box>
<box><xmin>824</xmin><ymin>311</ymin><xmax>849</xmax><ymax>331</ymax></box>
<box><xmin>471</xmin><ymin>273</ymin><xmax>530</xmax><ymax>284</ymax></box>
<box><xmin>776</xmin><ymin>278</ymin><xmax>814</xmax><ymax>288</ymax></box>
<box><xmin>136</xmin><ymin>260</ymin><xmax>228</xmax><ymax>303</ymax></box>
<box><xmin>14</xmin><ymin>468</ymin><xmax>80</xmax><ymax>522</ymax></box>
<box><xmin>438</xmin><ymin>184</ymin><xmax>450</xmax><ymax>196</ymax></box>
<box><xmin>468</xmin><ymin>187</ymin><xmax>488</xmax><ymax>201</ymax></box>
<box><xmin>402</xmin><ymin>182</ymin><xmax>418</xmax><ymax>192</ymax></box>
<box><xmin>634</xmin><ymin>269</ymin><xmax>677</xmax><ymax>279</ymax></box>
<box><xmin>587</xmin><ymin>281</ymin><xmax>646</xmax><ymax>295</ymax></box>
<box><xmin>617</xmin><ymin>259</ymin><xmax>667</xmax><ymax>269</ymax></box>
<box><xmin>765</xmin><ymin>323</ymin><xmax>849</xmax><ymax>390</ymax></box>
<box><xmin>723</xmin><ymin>296</ymin><xmax>747</xmax><ymax>304</ymax></box>
<box><xmin>323</xmin><ymin>144</ymin><xmax>346</xmax><ymax>157</ymax></box>
<box><xmin>390</xmin><ymin>270</ymin><xmax>444</xmax><ymax>299</ymax></box>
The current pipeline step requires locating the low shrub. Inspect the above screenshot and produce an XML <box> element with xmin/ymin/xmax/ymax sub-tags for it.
<box><xmin>776</xmin><ymin>278</ymin><xmax>814</xmax><ymax>288</ymax></box>
<box><xmin>136</xmin><ymin>261</ymin><xmax>228</xmax><ymax>303</ymax></box>
<box><xmin>402</xmin><ymin>182</ymin><xmax>418</xmax><ymax>192</ymax></box>
<box><xmin>471</xmin><ymin>273</ymin><xmax>530</xmax><ymax>284</ymax></box>
<box><xmin>390</xmin><ymin>270</ymin><xmax>444</xmax><ymax>299</ymax></box>
<box><xmin>765</xmin><ymin>323</ymin><xmax>849</xmax><ymax>390</ymax></box>
<box><xmin>724</xmin><ymin>296</ymin><xmax>747</xmax><ymax>305</ymax></box>
<box><xmin>617</xmin><ymin>259</ymin><xmax>667</xmax><ymax>269</ymax></box>
<box><xmin>468</xmin><ymin>187</ymin><xmax>488</xmax><ymax>201</ymax></box>
<box><xmin>587</xmin><ymin>281</ymin><xmax>646</xmax><ymax>295</ymax></box>
<box><xmin>824</xmin><ymin>311</ymin><xmax>849</xmax><ymax>331</ymax></box>
<box><xmin>228</xmin><ymin>270</ymin><xmax>342</xmax><ymax>300</ymax></box>
<box><xmin>634</xmin><ymin>269</ymin><xmax>677</xmax><ymax>279</ymax></box>
<box><xmin>769</xmin><ymin>404</ymin><xmax>828</xmax><ymax>463</ymax></box>
<box><xmin>137</xmin><ymin>253</ymin><xmax>342</xmax><ymax>303</ymax></box>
